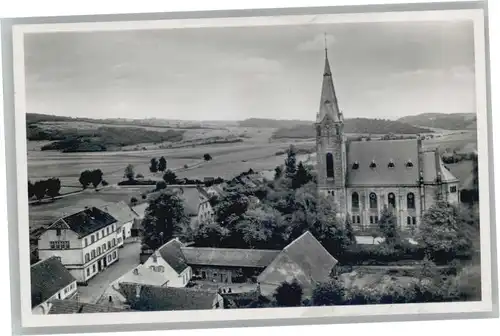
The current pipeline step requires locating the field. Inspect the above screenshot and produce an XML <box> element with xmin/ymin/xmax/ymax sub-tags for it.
<box><xmin>27</xmin><ymin>119</ymin><xmax>477</xmax><ymax>232</ymax></box>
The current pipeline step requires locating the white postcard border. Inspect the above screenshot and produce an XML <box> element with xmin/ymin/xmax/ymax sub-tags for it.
<box><xmin>9</xmin><ymin>6</ymin><xmax>494</xmax><ymax>330</ymax></box>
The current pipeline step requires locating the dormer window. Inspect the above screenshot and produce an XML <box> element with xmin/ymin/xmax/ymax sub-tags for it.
<box><xmin>352</xmin><ymin>161</ymin><xmax>359</xmax><ymax>170</ymax></box>
<box><xmin>324</xmin><ymin>100</ymin><xmax>331</xmax><ymax>104</ymax></box>
<box><xmin>369</xmin><ymin>160</ymin><xmax>377</xmax><ymax>168</ymax></box>
<box><xmin>388</xmin><ymin>159</ymin><xmax>395</xmax><ymax>168</ymax></box>
<box><xmin>406</xmin><ymin>160</ymin><xmax>414</xmax><ymax>168</ymax></box>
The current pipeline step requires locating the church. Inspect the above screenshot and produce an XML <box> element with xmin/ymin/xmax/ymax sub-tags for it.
<box><xmin>314</xmin><ymin>48</ymin><xmax>460</xmax><ymax>231</ymax></box>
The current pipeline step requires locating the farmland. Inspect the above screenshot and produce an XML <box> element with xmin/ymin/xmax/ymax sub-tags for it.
<box><xmin>27</xmin><ymin>116</ymin><xmax>477</xmax><ymax>232</ymax></box>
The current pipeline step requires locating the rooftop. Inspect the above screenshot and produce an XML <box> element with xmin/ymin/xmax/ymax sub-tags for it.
<box><xmin>50</xmin><ymin>207</ymin><xmax>117</xmax><ymax>238</ymax></box>
<box><xmin>158</xmin><ymin>239</ymin><xmax>189</xmax><ymax>274</ymax></box>
<box><xmin>180</xmin><ymin>246</ymin><xmax>280</xmax><ymax>268</ymax></box>
<box><xmin>48</xmin><ymin>299</ymin><xmax>132</xmax><ymax>314</ymax></box>
<box><xmin>98</xmin><ymin>201</ymin><xmax>137</xmax><ymax>227</ymax></box>
<box><xmin>119</xmin><ymin>283</ymin><xmax>219</xmax><ymax>311</ymax></box>
<box><xmin>347</xmin><ymin>139</ymin><xmax>420</xmax><ymax>187</ymax></box>
<box><xmin>31</xmin><ymin>257</ymin><xmax>76</xmax><ymax>308</ymax></box>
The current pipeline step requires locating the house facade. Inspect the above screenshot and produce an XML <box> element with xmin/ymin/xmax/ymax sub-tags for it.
<box><xmin>38</xmin><ymin>207</ymin><xmax>120</xmax><ymax>284</ymax></box>
<box><xmin>31</xmin><ymin>256</ymin><xmax>78</xmax><ymax>315</ymax></box>
<box><xmin>315</xmin><ymin>47</ymin><xmax>460</xmax><ymax>231</ymax></box>
<box><xmin>99</xmin><ymin>201</ymin><xmax>137</xmax><ymax>247</ymax></box>
<box><xmin>142</xmin><ymin>238</ymin><xmax>193</xmax><ymax>287</ymax></box>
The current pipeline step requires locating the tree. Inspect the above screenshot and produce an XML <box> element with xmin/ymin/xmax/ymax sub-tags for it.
<box><xmin>162</xmin><ymin>170</ymin><xmax>177</xmax><ymax>184</ymax></box>
<box><xmin>33</xmin><ymin>180</ymin><xmax>47</xmax><ymax>202</ymax></box>
<box><xmin>28</xmin><ymin>180</ymin><xmax>34</xmax><ymax>199</ymax></box>
<box><xmin>149</xmin><ymin>158</ymin><xmax>158</xmax><ymax>173</ymax></box>
<box><xmin>158</xmin><ymin>156</ymin><xmax>167</xmax><ymax>172</ymax></box>
<box><xmin>292</xmin><ymin>161</ymin><xmax>312</xmax><ymax>189</ymax></box>
<box><xmin>101</xmin><ymin>180</ymin><xmax>109</xmax><ymax>186</ymax></box>
<box><xmin>124</xmin><ymin>164</ymin><xmax>135</xmax><ymax>181</ymax></box>
<box><xmin>79</xmin><ymin>170</ymin><xmax>92</xmax><ymax>189</ymax></box>
<box><xmin>203</xmin><ymin>153</ymin><xmax>212</xmax><ymax>161</ymax></box>
<box><xmin>312</xmin><ymin>278</ymin><xmax>346</xmax><ymax>306</ymax></box>
<box><xmin>141</xmin><ymin>191</ymin><xmax>190</xmax><ymax>250</ymax></box>
<box><xmin>284</xmin><ymin>145</ymin><xmax>297</xmax><ymax>179</ymax></box>
<box><xmin>274</xmin><ymin>166</ymin><xmax>282</xmax><ymax>180</ymax></box>
<box><xmin>417</xmin><ymin>201</ymin><xmax>473</xmax><ymax>262</ymax></box>
<box><xmin>90</xmin><ymin>169</ymin><xmax>103</xmax><ymax>188</ymax></box>
<box><xmin>237</xmin><ymin>206</ymin><xmax>289</xmax><ymax>249</ymax></box>
<box><xmin>344</xmin><ymin>215</ymin><xmax>356</xmax><ymax>245</ymax></box>
<box><xmin>45</xmin><ymin>178</ymin><xmax>61</xmax><ymax>199</ymax></box>
<box><xmin>192</xmin><ymin>221</ymin><xmax>230</xmax><ymax>247</ymax></box>
<box><xmin>156</xmin><ymin>181</ymin><xmax>167</xmax><ymax>191</ymax></box>
<box><xmin>273</xmin><ymin>279</ymin><xmax>303</xmax><ymax>307</ymax></box>
<box><xmin>378</xmin><ymin>205</ymin><xmax>400</xmax><ymax>245</ymax></box>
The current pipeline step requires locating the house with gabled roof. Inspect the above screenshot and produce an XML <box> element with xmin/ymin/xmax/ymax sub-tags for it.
<box><xmin>37</xmin><ymin>207</ymin><xmax>120</xmax><ymax>284</ymax></box>
<box><xmin>31</xmin><ymin>256</ymin><xmax>77</xmax><ymax>314</ymax></box>
<box><xmin>257</xmin><ymin>231</ymin><xmax>338</xmax><ymax>297</ymax></box>
<box><xmin>99</xmin><ymin>201</ymin><xmax>137</xmax><ymax>247</ymax></box>
<box><xmin>142</xmin><ymin>238</ymin><xmax>193</xmax><ymax>287</ymax></box>
<box><xmin>182</xmin><ymin>247</ymin><xmax>280</xmax><ymax>284</ymax></box>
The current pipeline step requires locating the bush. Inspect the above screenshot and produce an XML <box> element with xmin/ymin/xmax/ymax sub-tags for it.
<box><xmin>338</xmin><ymin>243</ymin><xmax>426</xmax><ymax>265</ymax></box>
<box><xmin>101</xmin><ymin>180</ymin><xmax>109</xmax><ymax>186</ymax></box>
<box><xmin>136</xmin><ymin>173</ymin><xmax>144</xmax><ymax>179</ymax></box>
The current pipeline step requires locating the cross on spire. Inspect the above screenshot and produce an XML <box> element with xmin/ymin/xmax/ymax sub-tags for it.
<box><xmin>324</xmin><ymin>33</ymin><xmax>328</xmax><ymax>57</ymax></box>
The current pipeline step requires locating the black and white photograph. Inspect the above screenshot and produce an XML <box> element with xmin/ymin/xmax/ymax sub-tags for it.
<box><xmin>2</xmin><ymin>1</ymin><xmax>496</xmax><ymax>332</ymax></box>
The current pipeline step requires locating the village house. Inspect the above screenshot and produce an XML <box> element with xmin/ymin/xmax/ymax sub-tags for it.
<box><xmin>175</xmin><ymin>186</ymin><xmax>214</xmax><ymax>229</ymax></box>
<box><xmin>118</xmin><ymin>283</ymin><xmax>224</xmax><ymax>311</ymax></box>
<box><xmin>182</xmin><ymin>247</ymin><xmax>280</xmax><ymax>284</ymax></box>
<box><xmin>130</xmin><ymin>202</ymin><xmax>149</xmax><ymax>238</ymax></box>
<box><xmin>257</xmin><ymin>231</ymin><xmax>339</xmax><ymax>297</ymax></box>
<box><xmin>37</xmin><ymin>207</ymin><xmax>120</xmax><ymax>284</ymax></box>
<box><xmin>142</xmin><ymin>238</ymin><xmax>193</xmax><ymax>287</ymax></box>
<box><xmin>31</xmin><ymin>256</ymin><xmax>77</xmax><ymax>315</ymax></box>
<box><xmin>99</xmin><ymin>201</ymin><xmax>137</xmax><ymax>247</ymax></box>
<box><xmin>141</xmin><ymin>231</ymin><xmax>337</xmax><ymax>299</ymax></box>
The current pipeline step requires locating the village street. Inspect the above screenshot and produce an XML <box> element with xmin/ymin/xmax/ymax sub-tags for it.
<box><xmin>77</xmin><ymin>240</ymin><xmax>141</xmax><ymax>304</ymax></box>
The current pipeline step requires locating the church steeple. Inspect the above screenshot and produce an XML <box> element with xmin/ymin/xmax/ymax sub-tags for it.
<box><xmin>317</xmin><ymin>35</ymin><xmax>342</xmax><ymax>123</ymax></box>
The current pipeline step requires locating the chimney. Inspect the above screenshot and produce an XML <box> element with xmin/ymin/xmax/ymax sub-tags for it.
<box><xmin>135</xmin><ymin>284</ymin><xmax>142</xmax><ymax>298</ymax></box>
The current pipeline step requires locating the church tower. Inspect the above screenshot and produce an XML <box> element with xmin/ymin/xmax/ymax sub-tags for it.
<box><xmin>315</xmin><ymin>38</ymin><xmax>347</xmax><ymax>214</ymax></box>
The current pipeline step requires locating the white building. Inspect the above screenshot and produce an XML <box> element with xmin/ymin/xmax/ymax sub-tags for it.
<box><xmin>31</xmin><ymin>256</ymin><xmax>77</xmax><ymax>314</ymax></box>
<box><xmin>142</xmin><ymin>238</ymin><xmax>192</xmax><ymax>288</ymax></box>
<box><xmin>99</xmin><ymin>201</ymin><xmax>137</xmax><ymax>247</ymax></box>
<box><xmin>38</xmin><ymin>207</ymin><xmax>120</xmax><ymax>284</ymax></box>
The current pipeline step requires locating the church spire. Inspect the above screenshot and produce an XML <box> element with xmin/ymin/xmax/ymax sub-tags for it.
<box><xmin>317</xmin><ymin>34</ymin><xmax>341</xmax><ymax>123</ymax></box>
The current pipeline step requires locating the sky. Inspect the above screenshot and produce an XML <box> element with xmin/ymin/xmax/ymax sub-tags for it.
<box><xmin>24</xmin><ymin>20</ymin><xmax>476</xmax><ymax>121</ymax></box>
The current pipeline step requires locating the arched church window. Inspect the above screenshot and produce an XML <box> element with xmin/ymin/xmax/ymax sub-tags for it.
<box><xmin>369</xmin><ymin>192</ymin><xmax>378</xmax><ymax>209</ymax></box>
<box><xmin>407</xmin><ymin>193</ymin><xmax>415</xmax><ymax>209</ymax></box>
<box><xmin>352</xmin><ymin>192</ymin><xmax>359</xmax><ymax>209</ymax></box>
<box><xmin>326</xmin><ymin>153</ymin><xmax>334</xmax><ymax>178</ymax></box>
<box><xmin>388</xmin><ymin>193</ymin><xmax>396</xmax><ymax>209</ymax></box>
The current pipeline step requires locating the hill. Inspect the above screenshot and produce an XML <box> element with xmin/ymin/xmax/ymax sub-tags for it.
<box><xmin>397</xmin><ymin>113</ymin><xmax>476</xmax><ymax>130</ymax></box>
<box><xmin>239</xmin><ymin>118</ymin><xmax>312</xmax><ymax>128</ymax></box>
<box><xmin>272</xmin><ymin>118</ymin><xmax>432</xmax><ymax>139</ymax></box>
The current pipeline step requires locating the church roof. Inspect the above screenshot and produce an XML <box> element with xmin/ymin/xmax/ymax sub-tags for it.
<box><xmin>347</xmin><ymin>139</ymin><xmax>420</xmax><ymax>187</ymax></box>
<box><xmin>317</xmin><ymin>50</ymin><xmax>342</xmax><ymax>123</ymax></box>
<box><xmin>346</xmin><ymin>139</ymin><xmax>459</xmax><ymax>187</ymax></box>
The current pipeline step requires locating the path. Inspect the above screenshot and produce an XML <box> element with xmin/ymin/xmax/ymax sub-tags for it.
<box><xmin>77</xmin><ymin>241</ymin><xmax>141</xmax><ymax>304</ymax></box>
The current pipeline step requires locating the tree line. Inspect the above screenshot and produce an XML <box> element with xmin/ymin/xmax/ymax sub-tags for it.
<box><xmin>28</xmin><ymin>178</ymin><xmax>61</xmax><ymax>202</ymax></box>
